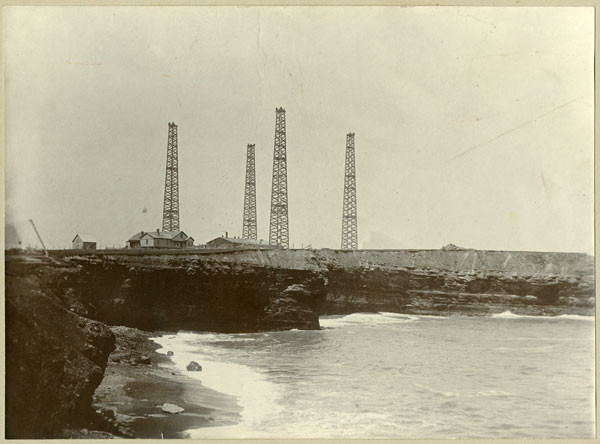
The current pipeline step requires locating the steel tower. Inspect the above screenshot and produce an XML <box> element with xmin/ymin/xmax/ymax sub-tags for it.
<box><xmin>242</xmin><ymin>143</ymin><xmax>258</xmax><ymax>240</ymax></box>
<box><xmin>269</xmin><ymin>107</ymin><xmax>289</xmax><ymax>248</ymax></box>
<box><xmin>341</xmin><ymin>132</ymin><xmax>358</xmax><ymax>250</ymax></box>
<box><xmin>162</xmin><ymin>122</ymin><xmax>180</xmax><ymax>232</ymax></box>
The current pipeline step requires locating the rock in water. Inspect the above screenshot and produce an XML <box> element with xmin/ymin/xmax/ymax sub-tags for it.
<box><xmin>186</xmin><ymin>361</ymin><xmax>202</xmax><ymax>371</ymax></box>
<box><xmin>161</xmin><ymin>403</ymin><xmax>184</xmax><ymax>414</ymax></box>
<box><xmin>167</xmin><ymin>351</ymin><xmax>174</xmax><ymax>356</ymax></box>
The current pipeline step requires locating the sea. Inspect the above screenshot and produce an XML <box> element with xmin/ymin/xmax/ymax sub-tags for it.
<box><xmin>153</xmin><ymin>311</ymin><xmax>595</xmax><ymax>439</ymax></box>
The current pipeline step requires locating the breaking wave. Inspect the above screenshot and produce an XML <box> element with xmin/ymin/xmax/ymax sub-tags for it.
<box><xmin>491</xmin><ymin>311</ymin><xmax>594</xmax><ymax>321</ymax></box>
<box><xmin>320</xmin><ymin>312</ymin><xmax>423</xmax><ymax>329</ymax></box>
<box><xmin>152</xmin><ymin>333</ymin><xmax>282</xmax><ymax>434</ymax></box>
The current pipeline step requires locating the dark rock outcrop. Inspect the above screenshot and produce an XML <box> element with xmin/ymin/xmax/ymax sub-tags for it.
<box><xmin>6</xmin><ymin>253</ymin><xmax>327</xmax><ymax>333</ymax></box>
<box><xmin>319</xmin><ymin>249</ymin><xmax>594</xmax><ymax>316</ymax></box>
<box><xmin>5</xmin><ymin>266</ymin><xmax>115</xmax><ymax>438</ymax></box>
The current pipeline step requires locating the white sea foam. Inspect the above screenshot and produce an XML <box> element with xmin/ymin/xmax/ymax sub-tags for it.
<box><xmin>491</xmin><ymin>310</ymin><xmax>594</xmax><ymax>321</ymax></box>
<box><xmin>149</xmin><ymin>313</ymin><xmax>593</xmax><ymax>439</ymax></box>
<box><xmin>151</xmin><ymin>332</ymin><xmax>282</xmax><ymax>436</ymax></box>
<box><xmin>319</xmin><ymin>312</ymin><xmax>421</xmax><ymax>329</ymax></box>
<box><xmin>318</xmin><ymin>311</ymin><xmax>448</xmax><ymax>329</ymax></box>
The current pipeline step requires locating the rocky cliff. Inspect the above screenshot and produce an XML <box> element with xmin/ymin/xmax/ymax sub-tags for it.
<box><xmin>6</xmin><ymin>252</ymin><xmax>326</xmax><ymax>333</ymax></box>
<box><xmin>4</xmin><ymin>247</ymin><xmax>594</xmax><ymax>437</ymax></box>
<box><xmin>5</xmin><ymin>259</ymin><xmax>116</xmax><ymax>438</ymax></box>
<box><xmin>315</xmin><ymin>249</ymin><xmax>594</xmax><ymax>316</ymax></box>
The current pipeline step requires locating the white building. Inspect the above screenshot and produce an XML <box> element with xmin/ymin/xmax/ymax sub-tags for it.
<box><xmin>127</xmin><ymin>230</ymin><xmax>194</xmax><ymax>249</ymax></box>
<box><xmin>72</xmin><ymin>234</ymin><xmax>97</xmax><ymax>250</ymax></box>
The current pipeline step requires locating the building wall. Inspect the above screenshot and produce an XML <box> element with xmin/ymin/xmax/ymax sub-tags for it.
<box><xmin>172</xmin><ymin>232</ymin><xmax>187</xmax><ymax>242</ymax></box>
<box><xmin>72</xmin><ymin>237</ymin><xmax>83</xmax><ymax>249</ymax></box>
<box><xmin>140</xmin><ymin>237</ymin><xmax>179</xmax><ymax>248</ymax></box>
<box><xmin>133</xmin><ymin>234</ymin><xmax>192</xmax><ymax>249</ymax></box>
<box><xmin>73</xmin><ymin>237</ymin><xmax>96</xmax><ymax>250</ymax></box>
<box><xmin>140</xmin><ymin>237</ymin><xmax>155</xmax><ymax>248</ymax></box>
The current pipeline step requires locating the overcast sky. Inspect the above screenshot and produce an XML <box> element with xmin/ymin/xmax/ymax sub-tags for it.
<box><xmin>4</xmin><ymin>6</ymin><xmax>594</xmax><ymax>253</ymax></box>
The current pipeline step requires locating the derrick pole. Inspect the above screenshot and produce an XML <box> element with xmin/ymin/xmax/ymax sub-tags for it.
<box><xmin>269</xmin><ymin>108</ymin><xmax>289</xmax><ymax>248</ymax></box>
<box><xmin>162</xmin><ymin>122</ymin><xmax>180</xmax><ymax>232</ymax></box>
<box><xmin>242</xmin><ymin>143</ymin><xmax>258</xmax><ymax>240</ymax></box>
<box><xmin>341</xmin><ymin>132</ymin><xmax>358</xmax><ymax>250</ymax></box>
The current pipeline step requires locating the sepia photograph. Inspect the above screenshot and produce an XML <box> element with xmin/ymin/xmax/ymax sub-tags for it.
<box><xmin>3</xmin><ymin>4</ymin><xmax>596</xmax><ymax>440</ymax></box>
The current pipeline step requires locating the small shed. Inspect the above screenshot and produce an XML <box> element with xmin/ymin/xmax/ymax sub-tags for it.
<box><xmin>72</xmin><ymin>234</ymin><xmax>97</xmax><ymax>250</ymax></box>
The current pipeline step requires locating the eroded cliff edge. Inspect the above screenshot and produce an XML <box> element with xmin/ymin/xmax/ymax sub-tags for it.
<box><xmin>316</xmin><ymin>249</ymin><xmax>594</xmax><ymax>316</ymax></box>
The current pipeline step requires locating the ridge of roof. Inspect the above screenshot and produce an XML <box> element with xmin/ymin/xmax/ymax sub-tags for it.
<box><xmin>73</xmin><ymin>234</ymin><xmax>96</xmax><ymax>243</ymax></box>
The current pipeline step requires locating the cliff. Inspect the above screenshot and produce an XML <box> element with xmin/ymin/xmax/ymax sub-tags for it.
<box><xmin>6</xmin><ymin>252</ymin><xmax>326</xmax><ymax>333</ymax></box>
<box><xmin>45</xmin><ymin>247</ymin><xmax>591</xmax><ymax>317</ymax></box>
<box><xmin>5</xmin><ymin>261</ymin><xmax>115</xmax><ymax>438</ymax></box>
<box><xmin>317</xmin><ymin>249</ymin><xmax>594</xmax><ymax>316</ymax></box>
<box><xmin>9</xmin><ymin>248</ymin><xmax>593</xmax><ymax>329</ymax></box>
<box><xmin>4</xmin><ymin>247</ymin><xmax>594</xmax><ymax>437</ymax></box>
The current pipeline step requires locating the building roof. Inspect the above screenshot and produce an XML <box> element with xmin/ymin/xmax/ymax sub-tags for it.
<box><xmin>207</xmin><ymin>236</ymin><xmax>265</xmax><ymax>246</ymax></box>
<box><xmin>127</xmin><ymin>231</ymin><xmax>145</xmax><ymax>241</ymax></box>
<box><xmin>132</xmin><ymin>230</ymin><xmax>190</xmax><ymax>241</ymax></box>
<box><xmin>73</xmin><ymin>234</ymin><xmax>96</xmax><ymax>243</ymax></box>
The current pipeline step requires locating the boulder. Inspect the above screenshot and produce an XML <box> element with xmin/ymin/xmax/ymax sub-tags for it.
<box><xmin>167</xmin><ymin>351</ymin><xmax>174</xmax><ymax>356</ymax></box>
<box><xmin>137</xmin><ymin>355</ymin><xmax>151</xmax><ymax>365</ymax></box>
<box><xmin>186</xmin><ymin>361</ymin><xmax>202</xmax><ymax>371</ymax></box>
<box><xmin>161</xmin><ymin>403</ymin><xmax>184</xmax><ymax>414</ymax></box>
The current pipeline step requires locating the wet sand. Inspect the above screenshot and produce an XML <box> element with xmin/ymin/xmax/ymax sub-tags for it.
<box><xmin>92</xmin><ymin>326</ymin><xmax>242</xmax><ymax>438</ymax></box>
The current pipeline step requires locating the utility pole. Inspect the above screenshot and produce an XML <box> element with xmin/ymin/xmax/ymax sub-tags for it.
<box><xmin>341</xmin><ymin>132</ymin><xmax>358</xmax><ymax>250</ymax></box>
<box><xmin>242</xmin><ymin>144</ymin><xmax>258</xmax><ymax>240</ymax></box>
<box><xmin>29</xmin><ymin>219</ymin><xmax>49</xmax><ymax>257</ymax></box>
<box><xmin>269</xmin><ymin>107</ymin><xmax>289</xmax><ymax>249</ymax></box>
<box><xmin>162</xmin><ymin>122</ymin><xmax>180</xmax><ymax>232</ymax></box>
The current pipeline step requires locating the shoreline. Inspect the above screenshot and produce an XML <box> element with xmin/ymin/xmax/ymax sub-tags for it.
<box><xmin>92</xmin><ymin>326</ymin><xmax>242</xmax><ymax>438</ymax></box>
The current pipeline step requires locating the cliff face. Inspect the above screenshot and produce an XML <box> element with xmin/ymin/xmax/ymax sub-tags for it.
<box><xmin>5</xmin><ymin>261</ymin><xmax>115</xmax><ymax>438</ymax></box>
<box><xmin>8</xmin><ymin>253</ymin><xmax>326</xmax><ymax>333</ymax></box>
<box><xmin>317</xmin><ymin>249</ymin><xmax>594</xmax><ymax>316</ymax></box>
<box><xmin>30</xmin><ymin>248</ymin><xmax>594</xmax><ymax>320</ymax></box>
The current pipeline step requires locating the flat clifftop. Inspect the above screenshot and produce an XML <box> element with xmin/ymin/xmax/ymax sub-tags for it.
<box><xmin>315</xmin><ymin>249</ymin><xmax>593</xmax><ymax>275</ymax></box>
<box><xmin>46</xmin><ymin>247</ymin><xmax>594</xmax><ymax>276</ymax></box>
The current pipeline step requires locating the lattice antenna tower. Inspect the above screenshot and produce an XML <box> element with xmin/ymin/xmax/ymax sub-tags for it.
<box><xmin>269</xmin><ymin>107</ymin><xmax>289</xmax><ymax>248</ymax></box>
<box><xmin>341</xmin><ymin>132</ymin><xmax>358</xmax><ymax>250</ymax></box>
<box><xmin>162</xmin><ymin>122</ymin><xmax>180</xmax><ymax>232</ymax></box>
<box><xmin>242</xmin><ymin>143</ymin><xmax>258</xmax><ymax>240</ymax></box>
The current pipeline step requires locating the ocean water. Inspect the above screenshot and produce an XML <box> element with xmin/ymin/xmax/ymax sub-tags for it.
<box><xmin>153</xmin><ymin>311</ymin><xmax>595</xmax><ymax>439</ymax></box>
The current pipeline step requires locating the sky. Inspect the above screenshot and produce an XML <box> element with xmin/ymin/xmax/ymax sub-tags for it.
<box><xmin>3</xmin><ymin>6</ymin><xmax>595</xmax><ymax>253</ymax></box>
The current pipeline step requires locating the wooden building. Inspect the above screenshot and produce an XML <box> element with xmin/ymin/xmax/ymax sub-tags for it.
<box><xmin>72</xmin><ymin>234</ymin><xmax>97</xmax><ymax>250</ymax></box>
<box><xmin>127</xmin><ymin>230</ymin><xmax>194</xmax><ymax>249</ymax></box>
